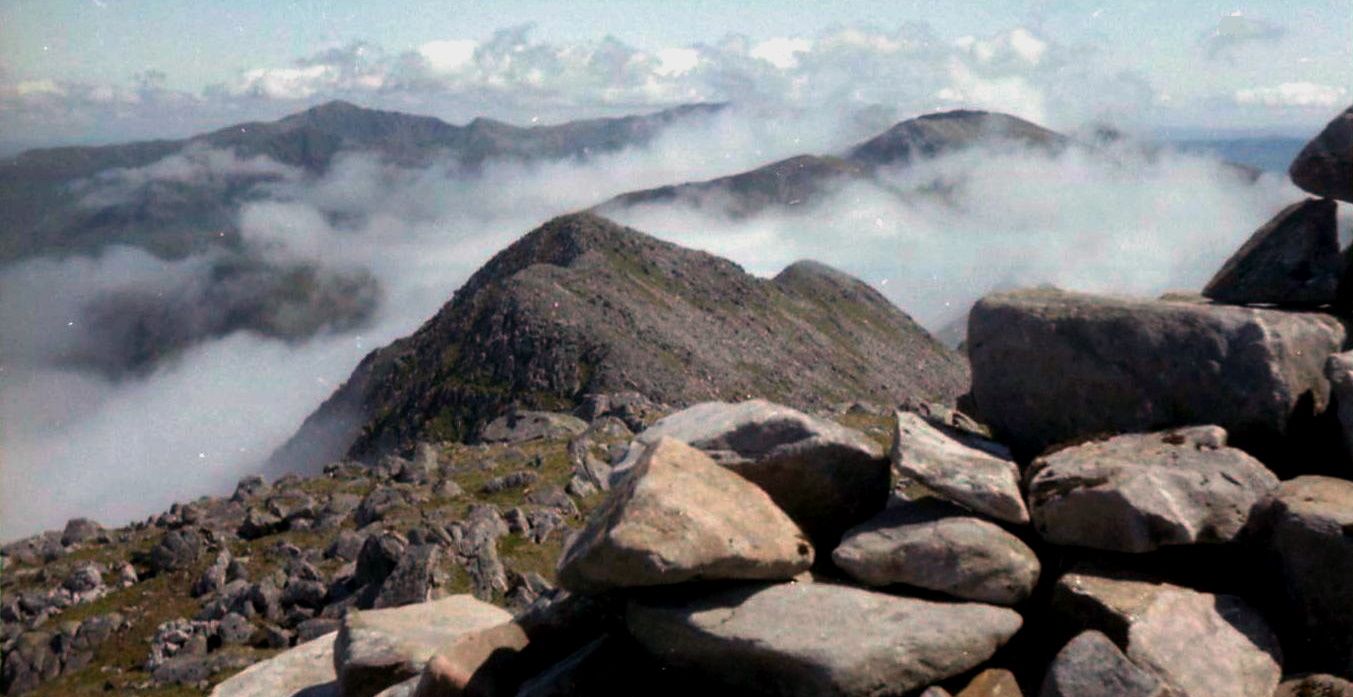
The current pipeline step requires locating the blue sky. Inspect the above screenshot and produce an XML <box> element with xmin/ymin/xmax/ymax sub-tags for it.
<box><xmin>1</xmin><ymin>0</ymin><xmax>1349</xmax><ymax>150</ymax></box>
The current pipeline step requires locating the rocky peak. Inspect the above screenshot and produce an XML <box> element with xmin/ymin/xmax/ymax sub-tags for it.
<box><xmin>847</xmin><ymin>109</ymin><xmax>1069</xmax><ymax>167</ymax></box>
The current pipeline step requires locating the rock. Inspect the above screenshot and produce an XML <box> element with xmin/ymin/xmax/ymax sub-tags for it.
<box><xmin>60</xmin><ymin>518</ymin><xmax>103</xmax><ymax>546</ymax></box>
<box><xmin>411</xmin><ymin>623</ymin><xmax>531</xmax><ymax>697</ymax></box>
<box><xmin>557</xmin><ymin>437</ymin><xmax>813</xmax><ymax>593</ymax></box>
<box><xmin>956</xmin><ymin>669</ymin><xmax>1022</xmax><ymax>697</ymax></box>
<box><xmin>232</xmin><ymin>475</ymin><xmax>270</xmax><ymax>502</ymax></box>
<box><xmin>1290</xmin><ymin>104</ymin><xmax>1353</xmax><ymax>202</ymax></box>
<box><xmin>627</xmin><ymin>582</ymin><xmax>1022</xmax><ymax>697</ymax></box>
<box><xmin>373</xmin><ymin>677</ymin><xmax>420</xmax><ymax>697</ymax></box>
<box><xmin>891</xmin><ymin>411</ymin><xmax>1027</xmax><ymax>524</ymax></box>
<box><xmin>219</xmin><ymin>613</ymin><xmax>255</xmax><ymax>645</ymax></box>
<box><xmin>1202</xmin><ymin>198</ymin><xmax>1343</xmax><ymax>307</ymax></box>
<box><xmin>967</xmin><ymin>288</ymin><xmax>1345</xmax><ymax>459</ymax></box>
<box><xmin>1050</xmin><ymin>570</ymin><xmax>1281</xmax><ymax>697</ymax></box>
<box><xmin>480</xmin><ymin>470</ymin><xmax>539</xmax><ymax>495</ymax></box>
<box><xmin>238</xmin><ymin>507</ymin><xmax>286</xmax><ymax>540</ymax></box>
<box><xmin>355</xmin><ymin>488</ymin><xmax>408</xmax><ymax>528</ymax></box>
<box><xmin>617</xmin><ymin>399</ymin><xmax>889</xmax><ymax>543</ymax></box>
<box><xmin>832</xmin><ymin>497</ymin><xmax>1040</xmax><ymax>605</ymax></box>
<box><xmin>209</xmin><ymin>630</ymin><xmax>338</xmax><ymax>697</ymax></box>
<box><xmin>149</xmin><ymin>528</ymin><xmax>204</xmax><ymax>574</ymax></box>
<box><xmin>1038</xmin><ymin>630</ymin><xmax>1168</xmax><ymax>697</ymax></box>
<box><xmin>194</xmin><ymin>550</ymin><xmax>233</xmax><ymax>597</ymax></box>
<box><xmin>479</xmin><ymin>411</ymin><xmax>589</xmax><ymax>444</ymax></box>
<box><xmin>1326</xmin><ymin>352</ymin><xmax>1353</xmax><ymax>458</ymax></box>
<box><xmin>1026</xmin><ymin>427</ymin><xmax>1279</xmax><ymax>552</ymax></box>
<box><xmin>327</xmin><ymin>531</ymin><xmax>368</xmax><ymax>562</ymax></box>
<box><xmin>1263</xmin><ymin>476</ymin><xmax>1353</xmax><ymax>675</ymax></box>
<box><xmin>61</xmin><ymin>563</ymin><xmax>105</xmax><ymax>594</ymax></box>
<box><xmin>373</xmin><ymin>545</ymin><xmax>444</xmax><ymax>609</ymax></box>
<box><xmin>334</xmin><ymin>594</ymin><xmax>511</xmax><ymax>697</ymax></box>
<box><xmin>449</xmin><ymin>507</ymin><xmax>509</xmax><ymax>601</ymax></box>
<box><xmin>355</xmin><ymin>532</ymin><xmax>407</xmax><ymax>590</ymax></box>
<box><xmin>1274</xmin><ymin>674</ymin><xmax>1353</xmax><ymax>697</ymax></box>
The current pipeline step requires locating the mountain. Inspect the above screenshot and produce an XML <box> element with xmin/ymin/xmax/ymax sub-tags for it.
<box><xmin>0</xmin><ymin>100</ymin><xmax>726</xmax><ymax>263</ymax></box>
<box><xmin>272</xmin><ymin>212</ymin><xmax>967</xmax><ymax>471</ymax></box>
<box><xmin>596</xmin><ymin>110</ymin><xmax>1070</xmax><ymax>216</ymax></box>
<box><xmin>1171</xmin><ymin>136</ymin><xmax>1307</xmax><ymax>174</ymax></box>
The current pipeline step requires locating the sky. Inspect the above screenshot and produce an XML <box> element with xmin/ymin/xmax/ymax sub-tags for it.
<box><xmin>0</xmin><ymin>0</ymin><xmax>1349</xmax><ymax>152</ymax></box>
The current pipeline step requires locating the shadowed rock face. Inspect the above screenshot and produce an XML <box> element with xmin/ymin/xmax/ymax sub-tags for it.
<box><xmin>1202</xmin><ymin>198</ymin><xmax>1343</xmax><ymax>307</ymax></box>
<box><xmin>272</xmin><ymin>212</ymin><xmax>965</xmax><ymax>473</ymax></box>
<box><xmin>1290</xmin><ymin>104</ymin><xmax>1353</xmax><ymax>203</ymax></box>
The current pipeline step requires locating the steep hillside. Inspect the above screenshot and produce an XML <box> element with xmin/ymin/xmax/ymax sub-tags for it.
<box><xmin>273</xmin><ymin>212</ymin><xmax>966</xmax><ymax>471</ymax></box>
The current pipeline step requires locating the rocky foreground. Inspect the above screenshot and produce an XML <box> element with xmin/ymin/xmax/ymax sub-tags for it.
<box><xmin>7</xmin><ymin>105</ymin><xmax>1353</xmax><ymax>697</ymax></box>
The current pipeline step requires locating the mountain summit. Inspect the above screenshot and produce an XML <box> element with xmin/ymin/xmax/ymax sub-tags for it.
<box><xmin>272</xmin><ymin>212</ymin><xmax>967</xmax><ymax>471</ymax></box>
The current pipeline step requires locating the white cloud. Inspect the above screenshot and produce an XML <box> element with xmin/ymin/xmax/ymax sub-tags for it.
<box><xmin>1200</xmin><ymin>12</ymin><xmax>1285</xmax><ymax>60</ymax></box>
<box><xmin>749</xmin><ymin>37</ymin><xmax>813</xmax><ymax>69</ymax></box>
<box><xmin>418</xmin><ymin>39</ymin><xmax>478</xmax><ymax>74</ymax></box>
<box><xmin>654</xmin><ymin>47</ymin><xmax>699</xmax><ymax>76</ymax></box>
<box><xmin>1235</xmin><ymin>82</ymin><xmax>1348</xmax><ymax>108</ymax></box>
<box><xmin>936</xmin><ymin>60</ymin><xmax>1048</xmax><ymax>124</ymax></box>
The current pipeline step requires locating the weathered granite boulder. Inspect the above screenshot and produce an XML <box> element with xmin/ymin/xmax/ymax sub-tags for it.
<box><xmin>557</xmin><ymin>437</ymin><xmax>812</xmax><ymax>593</ymax></box>
<box><xmin>209</xmin><ymin>630</ymin><xmax>338</xmax><ymax>697</ymax></box>
<box><xmin>967</xmin><ymin>288</ymin><xmax>1345</xmax><ymax>459</ymax></box>
<box><xmin>1026</xmin><ymin>427</ymin><xmax>1279</xmax><ymax>552</ymax></box>
<box><xmin>626</xmin><ymin>582</ymin><xmax>1022</xmax><ymax>697</ymax></box>
<box><xmin>891</xmin><ymin>412</ymin><xmax>1028</xmax><ymax>524</ymax></box>
<box><xmin>1039</xmin><ymin>630</ymin><xmax>1168</xmax><ymax>697</ymax></box>
<box><xmin>1202</xmin><ymin>198</ymin><xmax>1343</xmax><ymax>307</ymax></box>
<box><xmin>334</xmin><ymin>595</ymin><xmax>511</xmax><ymax>697</ymax></box>
<box><xmin>615</xmin><ymin>399</ymin><xmax>888</xmax><ymax>543</ymax></box>
<box><xmin>1290</xmin><ymin>104</ymin><xmax>1353</xmax><ymax>202</ymax></box>
<box><xmin>1262</xmin><ymin>476</ymin><xmax>1353</xmax><ymax>676</ymax></box>
<box><xmin>832</xmin><ymin>497</ymin><xmax>1040</xmax><ymax>605</ymax></box>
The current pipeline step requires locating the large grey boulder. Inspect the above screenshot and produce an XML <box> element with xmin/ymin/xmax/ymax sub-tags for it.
<box><xmin>1039</xmin><ymin>630</ymin><xmax>1168</xmax><ymax>697</ymax></box>
<box><xmin>333</xmin><ymin>594</ymin><xmax>511</xmax><ymax>697</ymax></box>
<box><xmin>1202</xmin><ymin>198</ymin><xmax>1342</xmax><ymax>307</ymax></box>
<box><xmin>967</xmin><ymin>288</ymin><xmax>1344</xmax><ymax>458</ymax></box>
<box><xmin>1026</xmin><ymin>427</ymin><xmax>1279</xmax><ymax>552</ymax></box>
<box><xmin>1050</xmin><ymin>569</ymin><xmax>1282</xmax><ymax>697</ymax></box>
<box><xmin>832</xmin><ymin>497</ymin><xmax>1040</xmax><ymax>605</ymax></box>
<box><xmin>557</xmin><ymin>437</ymin><xmax>813</xmax><ymax>593</ymax></box>
<box><xmin>615</xmin><ymin>399</ymin><xmax>889</xmax><ymax>543</ymax></box>
<box><xmin>891</xmin><ymin>412</ymin><xmax>1027</xmax><ymax>524</ymax></box>
<box><xmin>209</xmin><ymin>630</ymin><xmax>338</xmax><ymax>697</ymax></box>
<box><xmin>626</xmin><ymin>582</ymin><xmax>1022</xmax><ymax>697</ymax></box>
<box><xmin>1263</xmin><ymin>476</ymin><xmax>1353</xmax><ymax>676</ymax></box>
<box><xmin>1290</xmin><ymin>104</ymin><xmax>1353</xmax><ymax>202</ymax></box>
<box><xmin>1326</xmin><ymin>352</ymin><xmax>1353</xmax><ymax>457</ymax></box>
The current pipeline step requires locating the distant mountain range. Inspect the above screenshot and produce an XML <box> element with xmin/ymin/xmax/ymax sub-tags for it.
<box><xmin>1170</xmin><ymin>136</ymin><xmax>1307</xmax><ymax>174</ymax></box>
<box><xmin>272</xmin><ymin>212</ymin><xmax>968</xmax><ymax>472</ymax></box>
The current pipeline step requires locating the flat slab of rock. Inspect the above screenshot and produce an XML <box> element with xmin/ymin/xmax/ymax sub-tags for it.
<box><xmin>1050</xmin><ymin>570</ymin><xmax>1281</xmax><ymax>697</ymax></box>
<box><xmin>967</xmin><ymin>288</ymin><xmax>1344</xmax><ymax>458</ymax></box>
<box><xmin>1039</xmin><ymin>631</ymin><xmax>1168</xmax><ymax>697</ymax></box>
<box><xmin>616</xmin><ymin>399</ymin><xmax>888</xmax><ymax>543</ymax></box>
<box><xmin>558</xmin><ymin>437</ymin><xmax>813</xmax><ymax>593</ymax></box>
<box><xmin>210</xmin><ymin>631</ymin><xmax>338</xmax><ymax>697</ymax></box>
<box><xmin>1026</xmin><ymin>427</ymin><xmax>1279</xmax><ymax>552</ymax></box>
<box><xmin>1263</xmin><ymin>475</ymin><xmax>1353</xmax><ymax>676</ymax></box>
<box><xmin>479</xmin><ymin>411</ymin><xmax>588</xmax><ymax>444</ymax></box>
<box><xmin>892</xmin><ymin>412</ymin><xmax>1027</xmax><ymax>524</ymax></box>
<box><xmin>832</xmin><ymin>497</ymin><xmax>1040</xmax><ymax>605</ymax></box>
<box><xmin>627</xmin><ymin>582</ymin><xmax>1022</xmax><ymax>697</ymax></box>
<box><xmin>334</xmin><ymin>595</ymin><xmax>511</xmax><ymax>697</ymax></box>
<box><xmin>1202</xmin><ymin>198</ymin><xmax>1342</xmax><ymax>306</ymax></box>
<box><xmin>1290</xmin><ymin>104</ymin><xmax>1353</xmax><ymax>202</ymax></box>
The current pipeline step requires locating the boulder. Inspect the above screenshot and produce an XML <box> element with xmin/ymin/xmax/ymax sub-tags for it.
<box><xmin>1290</xmin><ymin>104</ymin><xmax>1353</xmax><ymax>202</ymax></box>
<box><xmin>1263</xmin><ymin>476</ymin><xmax>1353</xmax><ymax>676</ymax></box>
<box><xmin>832</xmin><ymin>497</ymin><xmax>1040</xmax><ymax>605</ymax></box>
<box><xmin>373</xmin><ymin>545</ymin><xmax>444</xmax><ymax>609</ymax></box>
<box><xmin>411</xmin><ymin>623</ymin><xmax>530</xmax><ymax>697</ymax></box>
<box><xmin>1326</xmin><ymin>352</ymin><xmax>1353</xmax><ymax>458</ymax></box>
<box><xmin>210</xmin><ymin>630</ymin><xmax>338</xmax><ymax>697</ymax></box>
<box><xmin>1050</xmin><ymin>570</ymin><xmax>1281</xmax><ymax>697</ymax></box>
<box><xmin>60</xmin><ymin>518</ymin><xmax>104</xmax><ymax>546</ymax></box>
<box><xmin>478</xmin><ymin>411</ymin><xmax>588</xmax><ymax>444</ymax></box>
<box><xmin>1038</xmin><ymin>631</ymin><xmax>1168</xmax><ymax>697</ymax></box>
<box><xmin>1026</xmin><ymin>427</ymin><xmax>1279</xmax><ymax>552</ymax></box>
<box><xmin>334</xmin><ymin>595</ymin><xmax>511</xmax><ymax>697</ymax></box>
<box><xmin>1274</xmin><ymin>674</ymin><xmax>1353</xmax><ymax>697</ymax></box>
<box><xmin>955</xmin><ymin>669</ymin><xmax>1022</xmax><ymax>697</ymax></box>
<box><xmin>891</xmin><ymin>412</ymin><xmax>1028</xmax><ymax>524</ymax></box>
<box><xmin>626</xmin><ymin>582</ymin><xmax>1022</xmax><ymax>697</ymax></box>
<box><xmin>967</xmin><ymin>288</ymin><xmax>1345</xmax><ymax>459</ymax></box>
<box><xmin>616</xmin><ymin>399</ymin><xmax>889</xmax><ymax>543</ymax></box>
<box><xmin>557</xmin><ymin>437</ymin><xmax>813</xmax><ymax>593</ymax></box>
<box><xmin>1202</xmin><ymin>198</ymin><xmax>1343</xmax><ymax>307</ymax></box>
<box><xmin>149</xmin><ymin>529</ymin><xmax>205</xmax><ymax>574</ymax></box>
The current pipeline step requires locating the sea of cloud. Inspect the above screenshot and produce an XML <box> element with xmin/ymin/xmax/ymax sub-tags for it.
<box><xmin>0</xmin><ymin>99</ymin><xmax>1315</xmax><ymax>540</ymax></box>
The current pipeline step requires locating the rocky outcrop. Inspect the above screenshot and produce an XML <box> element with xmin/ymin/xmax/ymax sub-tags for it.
<box><xmin>832</xmin><ymin>497</ymin><xmax>1039</xmax><ymax>605</ymax></box>
<box><xmin>1202</xmin><ymin>198</ymin><xmax>1343</xmax><ymax>307</ymax></box>
<box><xmin>626</xmin><ymin>583</ymin><xmax>1022</xmax><ymax>697</ymax></box>
<box><xmin>478</xmin><ymin>411</ymin><xmax>588</xmax><ymax>444</ymax></box>
<box><xmin>1326</xmin><ymin>351</ymin><xmax>1353</xmax><ymax>457</ymax></box>
<box><xmin>891</xmin><ymin>411</ymin><xmax>1027</xmax><ymax>524</ymax></box>
<box><xmin>614</xmin><ymin>399</ymin><xmax>889</xmax><ymax>543</ymax></box>
<box><xmin>967</xmin><ymin>287</ymin><xmax>1345</xmax><ymax>460</ymax></box>
<box><xmin>273</xmin><ymin>213</ymin><xmax>965</xmax><ymax>473</ymax></box>
<box><xmin>1290</xmin><ymin>105</ymin><xmax>1353</xmax><ymax>202</ymax></box>
<box><xmin>557</xmin><ymin>437</ymin><xmax>813</xmax><ymax>593</ymax></box>
<box><xmin>1026</xmin><ymin>427</ymin><xmax>1279</xmax><ymax>552</ymax></box>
